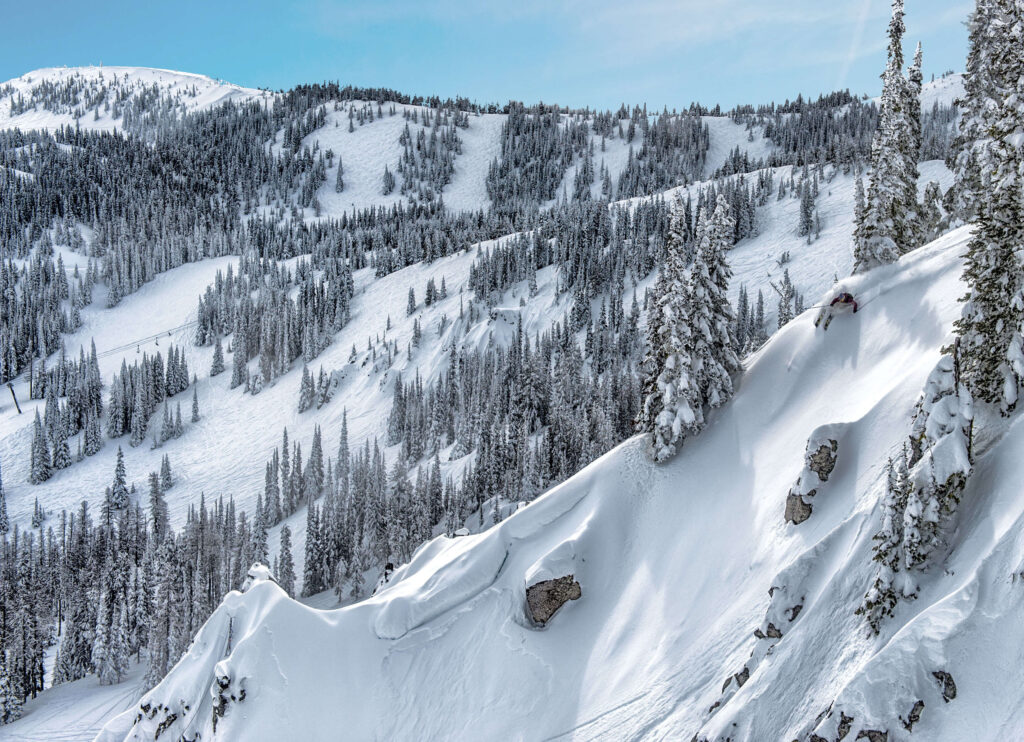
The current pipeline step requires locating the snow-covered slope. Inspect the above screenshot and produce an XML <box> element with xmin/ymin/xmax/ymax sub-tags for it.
<box><xmin>0</xmin><ymin>160</ymin><xmax>952</xmax><ymax>575</ymax></box>
<box><xmin>94</xmin><ymin>226</ymin><xmax>1024</xmax><ymax>741</ymax></box>
<box><xmin>0</xmin><ymin>66</ymin><xmax>269</xmax><ymax>132</ymax></box>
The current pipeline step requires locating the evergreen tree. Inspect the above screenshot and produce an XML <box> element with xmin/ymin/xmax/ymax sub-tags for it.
<box><xmin>210</xmin><ymin>335</ymin><xmax>225</xmax><ymax>376</ymax></box>
<box><xmin>149</xmin><ymin>471</ymin><xmax>169</xmax><ymax>542</ymax></box>
<box><xmin>949</xmin><ymin>0</ymin><xmax>997</xmax><ymax>221</ymax></box>
<box><xmin>278</xmin><ymin>525</ymin><xmax>296</xmax><ymax>597</ymax></box>
<box><xmin>302</xmin><ymin>504</ymin><xmax>323</xmax><ymax>596</ymax></box>
<box><xmin>91</xmin><ymin>587</ymin><xmax>112</xmax><ymax>684</ymax></box>
<box><xmin>0</xmin><ymin>660</ymin><xmax>23</xmax><ymax>724</ymax></box>
<box><xmin>191</xmin><ymin>386</ymin><xmax>200</xmax><ymax>423</ymax></box>
<box><xmin>108</xmin><ymin>602</ymin><xmax>131</xmax><ymax>684</ymax></box>
<box><xmin>953</xmin><ymin>0</ymin><xmax>1024</xmax><ymax>412</ymax></box>
<box><xmin>110</xmin><ymin>447</ymin><xmax>129</xmax><ymax>510</ymax></box>
<box><xmin>51</xmin><ymin>430</ymin><xmax>72</xmax><ymax>471</ymax></box>
<box><xmin>638</xmin><ymin>197</ymin><xmax>701</xmax><ymax>462</ymax></box>
<box><xmin>0</xmin><ymin>460</ymin><xmax>8</xmax><ymax>534</ymax></box>
<box><xmin>160</xmin><ymin>454</ymin><xmax>174</xmax><ymax>490</ymax></box>
<box><xmin>29</xmin><ymin>410</ymin><xmax>52</xmax><ymax>484</ymax></box>
<box><xmin>854</xmin><ymin>0</ymin><xmax>923</xmax><ymax>272</ymax></box>
<box><xmin>689</xmin><ymin>195</ymin><xmax>742</xmax><ymax>409</ymax></box>
<box><xmin>298</xmin><ymin>364</ymin><xmax>316</xmax><ymax>412</ymax></box>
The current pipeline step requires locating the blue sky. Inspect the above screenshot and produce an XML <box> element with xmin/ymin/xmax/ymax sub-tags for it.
<box><xmin>0</xmin><ymin>0</ymin><xmax>971</xmax><ymax>110</ymax></box>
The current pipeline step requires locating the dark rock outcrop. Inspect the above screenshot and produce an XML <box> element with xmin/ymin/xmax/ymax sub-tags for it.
<box><xmin>837</xmin><ymin>712</ymin><xmax>854</xmax><ymax>740</ymax></box>
<box><xmin>807</xmin><ymin>440</ymin><xmax>839</xmax><ymax>481</ymax></box>
<box><xmin>933</xmin><ymin>670</ymin><xmax>957</xmax><ymax>702</ymax></box>
<box><xmin>855</xmin><ymin>730</ymin><xmax>887</xmax><ymax>742</ymax></box>
<box><xmin>900</xmin><ymin>700</ymin><xmax>925</xmax><ymax>731</ymax></box>
<box><xmin>526</xmin><ymin>575</ymin><xmax>581</xmax><ymax>625</ymax></box>
<box><xmin>785</xmin><ymin>493</ymin><xmax>814</xmax><ymax>524</ymax></box>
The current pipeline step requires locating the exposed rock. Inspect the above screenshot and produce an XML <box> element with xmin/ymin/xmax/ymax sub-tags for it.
<box><xmin>734</xmin><ymin>666</ymin><xmax>750</xmax><ymax>687</ymax></box>
<box><xmin>837</xmin><ymin>712</ymin><xmax>854</xmax><ymax>740</ymax></box>
<box><xmin>788</xmin><ymin>603</ymin><xmax>803</xmax><ymax>622</ymax></box>
<box><xmin>753</xmin><ymin>628</ymin><xmax>766</xmax><ymax>639</ymax></box>
<box><xmin>807</xmin><ymin>440</ymin><xmax>839</xmax><ymax>481</ymax></box>
<box><xmin>900</xmin><ymin>700</ymin><xmax>925</xmax><ymax>731</ymax></box>
<box><xmin>855</xmin><ymin>731</ymin><xmax>887</xmax><ymax>742</ymax></box>
<box><xmin>526</xmin><ymin>575</ymin><xmax>581</xmax><ymax>625</ymax></box>
<box><xmin>765</xmin><ymin>622</ymin><xmax>783</xmax><ymax>639</ymax></box>
<box><xmin>933</xmin><ymin>670</ymin><xmax>957</xmax><ymax>702</ymax></box>
<box><xmin>809</xmin><ymin>735</ymin><xmax>830</xmax><ymax>742</ymax></box>
<box><xmin>785</xmin><ymin>493</ymin><xmax>813</xmax><ymax>524</ymax></box>
<box><xmin>785</xmin><ymin>435</ymin><xmax>840</xmax><ymax>525</ymax></box>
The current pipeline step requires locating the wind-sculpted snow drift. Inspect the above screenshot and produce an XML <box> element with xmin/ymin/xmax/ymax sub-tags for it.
<box><xmin>99</xmin><ymin>227</ymin><xmax>1024</xmax><ymax>740</ymax></box>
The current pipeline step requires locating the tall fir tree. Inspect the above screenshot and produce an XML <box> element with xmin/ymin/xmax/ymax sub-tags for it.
<box><xmin>110</xmin><ymin>447</ymin><xmax>129</xmax><ymax>510</ymax></box>
<box><xmin>0</xmin><ymin>459</ymin><xmax>8</xmax><ymax>534</ymax></box>
<box><xmin>689</xmin><ymin>195</ymin><xmax>742</xmax><ymax>409</ymax></box>
<box><xmin>639</xmin><ymin>197</ymin><xmax>701</xmax><ymax>462</ymax></box>
<box><xmin>29</xmin><ymin>410</ymin><xmax>52</xmax><ymax>484</ymax></box>
<box><xmin>954</xmin><ymin>0</ymin><xmax>1024</xmax><ymax>412</ymax></box>
<box><xmin>853</xmin><ymin>0</ymin><xmax>923</xmax><ymax>272</ymax></box>
<box><xmin>278</xmin><ymin>525</ymin><xmax>296</xmax><ymax>597</ymax></box>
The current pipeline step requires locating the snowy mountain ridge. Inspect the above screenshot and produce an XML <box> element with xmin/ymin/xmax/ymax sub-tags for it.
<box><xmin>0</xmin><ymin>66</ymin><xmax>270</xmax><ymax>133</ymax></box>
<box><xmin>94</xmin><ymin>225</ymin><xmax>1024</xmax><ymax>741</ymax></box>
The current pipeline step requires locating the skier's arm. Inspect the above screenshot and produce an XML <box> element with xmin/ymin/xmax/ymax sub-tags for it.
<box><xmin>852</xmin><ymin>300</ymin><xmax>859</xmax><ymax>313</ymax></box>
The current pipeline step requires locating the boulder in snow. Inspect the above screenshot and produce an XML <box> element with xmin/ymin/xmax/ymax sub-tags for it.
<box><xmin>785</xmin><ymin>493</ymin><xmax>814</xmax><ymax>524</ymax></box>
<box><xmin>785</xmin><ymin>427</ymin><xmax>843</xmax><ymax>525</ymax></box>
<box><xmin>932</xmin><ymin>670</ymin><xmax>957</xmax><ymax>702</ymax></box>
<box><xmin>526</xmin><ymin>575</ymin><xmax>581</xmax><ymax>625</ymax></box>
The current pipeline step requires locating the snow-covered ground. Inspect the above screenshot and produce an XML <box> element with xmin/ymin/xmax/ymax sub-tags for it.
<box><xmin>1</xmin><ymin>662</ymin><xmax>145</xmax><ymax>742</ymax></box>
<box><xmin>89</xmin><ymin>224</ymin><xmax>1024</xmax><ymax>742</ymax></box>
<box><xmin>0</xmin><ymin>66</ymin><xmax>269</xmax><ymax>132</ymax></box>
<box><xmin>0</xmin><ymin>156</ymin><xmax>954</xmax><ymax>579</ymax></box>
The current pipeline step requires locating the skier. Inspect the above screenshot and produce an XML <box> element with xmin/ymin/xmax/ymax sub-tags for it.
<box><xmin>814</xmin><ymin>291</ymin><xmax>858</xmax><ymax>330</ymax></box>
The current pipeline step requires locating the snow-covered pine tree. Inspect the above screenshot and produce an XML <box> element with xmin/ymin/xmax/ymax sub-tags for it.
<box><xmin>160</xmin><ymin>453</ymin><xmax>173</xmax><ymax>490</ymax></box>
<box><xmin>191</xmin><ymin>386</ymin><xmax>200</xmax><ymax>422</ymax></box>
<box><xmin>302</xmin><ymin>503</ymin><xmax>323</xmax><ymax>596</ymax></box>
<box><xmin>149</xmin><ymin>471</ymin><xmax>169</xmax><ymax>543</ymax></box>
<box><xmin>108</xmin><ymin>601</ymin><xmax>130</xmax><ymax>684</ymax></box>
<box><xmin>29</xmin><ymin>410</ymin><xmax>51</xmax><ymax>484</ymax></box>
<box><xmin>0</xmin><ymin>460</ymin><xmax>8</xmax><ymax>534</ymax></box>
<box><xmin>853</xmin><ymin>0</ymin><xmax>923</xmax><ymax>272</ymax></box>
<box><xmin>110</xmin><ymin>447</ymin><xmax>129</xmax><ymax>509</ymax></box>
<box><xmin>861</xmin><ymin>349</ymin><xmax>974</xmax><ymax>633</ymax></box>
<box><xmin>210</xmin><ymin>335</ymin><xmax>225</xmax><ymax>376</ymax></box>
<box><xmin>638</xmin><ymin>196</ymin><xmax>701</xmax><ymax>462</ymax></box>
<box><xmin>278</xmin><ymin>525</ymin><xmax>296</xmax><ymax>597</ymax></box>
<box><xmin>0</xmin><ymin>659</ymin><xmax>22</xmax><ymax>724</ymax></box>
<box><xmin>859</xmin><ymin>450</ymin><xmax>912</xmax><ymax>633</ymax></box>
<box><xmin>51</xmin><ymin>430</ymin><xmax>72</xmax><ymax>470</ymax></box>
<box><xmin>297</xmin><ymin>364</ymin><xmax>315</xmax><ymax>413</ymax></box>
<box><xmin>954</xmin><ymin>0</ymin><xmax>1024</xmax><ymax>413</ymax></box>
<box><xmin>948</xmin><ymin>0</ymin><xmax>997</xmax><ymax>222</ymax></box>
<box><xmin>93</xmin><ymin>586</ymin><xmax>117</xmax><ymax>685</ymax></box>
<box><xmin>689</xmin><ymin>194</ymin><xmax>742</xmax><ymax>409</ymax></box>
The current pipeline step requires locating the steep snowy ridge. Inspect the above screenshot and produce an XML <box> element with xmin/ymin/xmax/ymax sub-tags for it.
<box><xmin>95</xmin><ymin>226</ymin><xmax>1024</xmax><ymax>741</ymax></box>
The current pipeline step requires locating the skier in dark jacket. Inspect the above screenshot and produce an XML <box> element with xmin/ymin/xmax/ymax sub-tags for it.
<box><xmin>829</xmin><ymin>292</ymin><xmax>859</xmax><ymax>313</ymax></box>
<box><xmin>815</xmin><ymin>291</ymin><xmax>858</xmax><ymax>329</ymax></box>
